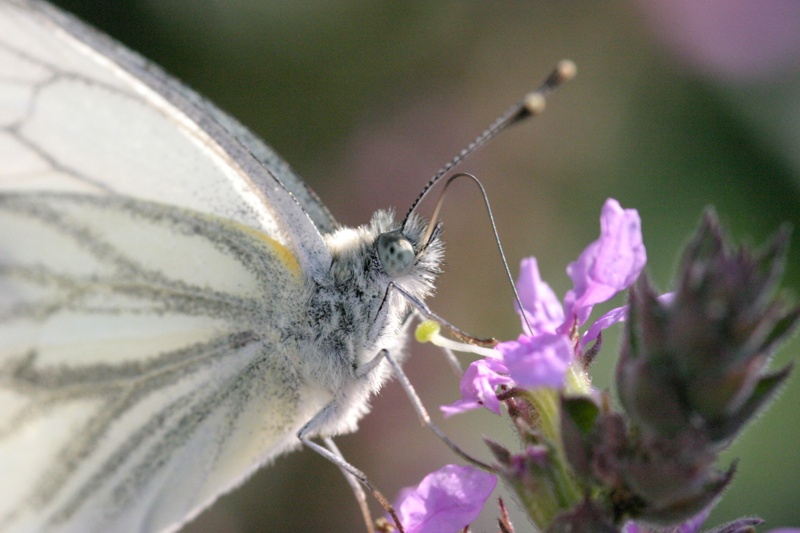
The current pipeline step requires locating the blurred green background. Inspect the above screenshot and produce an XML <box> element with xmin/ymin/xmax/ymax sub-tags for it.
<box><xmin>47</xmin><ymin>1</ymin><xmax>800</xmax><ymax>531</ymax></box>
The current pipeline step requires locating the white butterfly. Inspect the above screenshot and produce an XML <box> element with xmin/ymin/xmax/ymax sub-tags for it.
<box><xmin>0</xmin><ymin>1</ymin><xmax>444</xmax><ymax>531</ymax></box>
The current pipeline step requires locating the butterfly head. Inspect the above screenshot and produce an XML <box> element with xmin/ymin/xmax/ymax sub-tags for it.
<box><xmin>323</xmin><ymin>210</ymin><xmax>442</xmax><ymax>300</ymax></box>
<box><xmin>376</xmin><ymin>231</ymin><xmax>415</xmax><ymax>277</ymax></box>
<box><xmin>374</xmin><ymin>210</ymin><xmax>443</xmax><ymax>293</ymax></box>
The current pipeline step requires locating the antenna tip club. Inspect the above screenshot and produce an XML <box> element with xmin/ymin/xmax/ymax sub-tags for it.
<box><xmin>555</xmin><ymin>60</ymin><xmax>577</xmax><ymax>84</ymax></box>
<box><xmin>523</xmin><ymin>92</ymin><xmax>547</xmax><ymax>115</ymax></box>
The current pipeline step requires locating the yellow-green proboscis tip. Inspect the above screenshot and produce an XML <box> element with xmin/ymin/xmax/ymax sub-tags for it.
<box><xmin>415</xmin><ymin>320</ymin><xmax>441</xmax><ymax>343</ymax></box>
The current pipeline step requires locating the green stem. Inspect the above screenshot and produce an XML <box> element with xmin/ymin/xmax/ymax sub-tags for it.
<box><xmin>514</xmin><ymin>386</ymin><xmax>583</xmax><ymax>528</ymax></box>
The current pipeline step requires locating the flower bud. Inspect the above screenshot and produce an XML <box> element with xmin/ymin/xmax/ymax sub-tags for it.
<box><xmin>617</xmin><ymin>211</ymin><xmax>796</xmax><ymax>445</ymax></box>
<box><xmin>559</xmin><ymin>211</ymin><xmax>797</xmax><ymax>527</ymax></box>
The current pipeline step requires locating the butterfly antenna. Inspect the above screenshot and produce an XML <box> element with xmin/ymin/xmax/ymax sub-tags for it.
<box><xmin>423</xmin><ymin>172</ymin><xmax>535</xmax><ymax>337</ymax></box>
<box><xmin>401</xmin><ymin>59</ymin><xmax>576</xmax><ymax>228</ymax></box>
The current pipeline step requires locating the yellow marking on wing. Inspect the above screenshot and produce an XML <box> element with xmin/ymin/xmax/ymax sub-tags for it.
<box><xmin>224</xmin><ymin>219</ymin><xmax>302</xmax><ymax>279</ymax></box>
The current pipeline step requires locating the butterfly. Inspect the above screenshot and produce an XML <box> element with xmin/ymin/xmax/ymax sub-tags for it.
<box><xmin>0</xmin><ymin>0</ymin><xmax>451</xmax><ymax>531</ymax></box>
<box><xmin>0</xmin><ymin>1</ymin><xmax>573</xmax><ymax>531</ymax></box>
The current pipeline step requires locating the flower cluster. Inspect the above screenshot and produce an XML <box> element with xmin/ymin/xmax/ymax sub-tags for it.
<box><xmin>387</xmin><ymin>200</ymin><xmax>799</xmax><ymax>533</ymax></box>
<box><xmin>443</xmin><ymin>198</ymin><xmax>646</xmax><ymax>417</ymax></box>
<box><xmin>563</xmin><ymin>213</ymin><xmax>797</xmax><ymax>525</ymax></box>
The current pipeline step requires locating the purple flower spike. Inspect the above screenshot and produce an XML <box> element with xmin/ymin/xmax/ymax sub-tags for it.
<box><xmin>516</xmin><ymin>257</ymin><xmax>564</xmax><ymax>335</ymax></box>
<box><xmin>441</xmin><ymin>358</ymin><xmax>512</xmax><ymax>417</ymax></box>
<box><xmin>442</xmin><ymin>198</ymin><xmax>646</xmax><ymax>417</ymax></box>
<box><xmin>393</xmin><ymin>464</ymin><xmax>497</xmax><ymax>533</ymax></box>
<box><xmin>560</xmin><ymin>199</ymin><xmax>646</xmax><ymax>333</ymax></box>
<box><xmin>498</xmin><ymin>333</ymin><xmax>572</xmax><ymax>388</ymax></box>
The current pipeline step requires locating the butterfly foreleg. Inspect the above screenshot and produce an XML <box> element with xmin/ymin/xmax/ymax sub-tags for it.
<box><xmin>371</xmin><ymin>283</ymin><xmax>494</xmax><ymax>470</ymax></box>
<box><xmin>388</xmin><ymin>282</ymin><xmax>497</xmax><ymax>346</ymax></box>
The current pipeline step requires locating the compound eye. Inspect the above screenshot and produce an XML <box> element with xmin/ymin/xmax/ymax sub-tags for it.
<box><xmin>377</xmin><ymin>231</ymin><xmax>415</xmax><ymax>277</ymax></box>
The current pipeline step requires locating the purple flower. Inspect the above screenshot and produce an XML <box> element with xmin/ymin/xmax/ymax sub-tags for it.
<box><xmin>503</xmin><ymin>199</ymin><xmax>645</xmax><ymax>387</ymax></box>
<box><xmin>516</xmin><ymin>257</ymin><xmax>564</xmax><ymax>335</ymax></box>
<box><xmin>499</xmin><ymin>333</ymin><xmax>573</xmax><ymax>389</ymax></box>
<box><xmin>441</xmin><ymin>358</ymin><xmax>512</xmax><ymax>417</ymax></box>
<box><xmin>443</xmin><ymin>199</ymin><xmax>646</xmax><ymax>414</ymax></box>
<box><xmin>392</xmin><ymin>464</ymin><xmax>497</xmax><ymax>533</ymax></box>
<box><xmin>559</xmin><ymin>198</ymin><xmax>646</xmax><ymax>335</ymax></box>
<box><xmin>581</xmin><ymin>304</ymin><xmax>629</xmax><ymax>347</ymax></box>
<box><xmin>635</xmin><ymin>0</ymin><xmax>800</xmax><ymax>82</ymax></box>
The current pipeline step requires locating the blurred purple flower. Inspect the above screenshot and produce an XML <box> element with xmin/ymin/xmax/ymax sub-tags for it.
<box><xmin>635</xmin><ymin>0</ymin><xmax>800</xmax><ymax>82</ymax></box>
<box><xmin>392</xmin><ymin>464</ymin><xmax>497</xmax><ymax>533</ymax></box>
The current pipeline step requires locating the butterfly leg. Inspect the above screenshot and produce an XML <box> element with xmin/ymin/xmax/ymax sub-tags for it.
<box><xmin>322</xmin><ymin>437</ymin><xmax>373</xmax><ymax>531</ymax></box>
<box><xmin>382</xmin><ymin>349</ymin><xmax>493</xmax><ymax>471</ymax></box>
<box><xmin>298</xmin><ymin>404</ymin><xmax>404</xmax><ymax>533</ymax></box>
<box><xmin>387</xmin><ymin>282</ymin><xmax>497</xmax><ymax>346</ymax></box>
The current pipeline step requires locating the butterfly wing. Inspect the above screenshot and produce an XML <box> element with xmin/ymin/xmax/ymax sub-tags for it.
<box><xmin>0</xmin><ymin>0</ymin><xmax>335</xmax><ymax>266</ymax></box>
<box><xmin>0</xmin><ymin>193</ymin><xmax>320</xmax><ymax>533</ymax></box>
<box><xmin>0</xmin><ymin>0</ymin><xmax>333</xmax><ymax>531</ymax></box>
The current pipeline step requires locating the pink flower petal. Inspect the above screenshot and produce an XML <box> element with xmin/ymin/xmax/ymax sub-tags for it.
<box><xmin>561</xmin><ymin>199</ymin><xmax>646</xmax><ymax>332</ymax></box>
<box><xmin>515</xmin><ymin>257</ymin><xmax>564</xmax><ymax>335</ymax></box>
<box><xmin>582</xmin><ymin>305</ymin><xmax>629</xmax><ymax>347</ymax></box>
<box><xmin>394</xmin><ymin>465</ymin><xmax>497</xmax><ymax>533</ymax></box>
<box><xmin>583</xmin><ymin>293</ymin><xmax>674</xmax><ymax>347</ymax></box>
<box><xmin>441</xmin><ymin>358</ymin><xmax>512</xmax><ymax>417</ymax></box>
<box><xmin>498</xmin><ymin>333</ymin><xmax>572</xmax><ymax>389</ymax></box>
